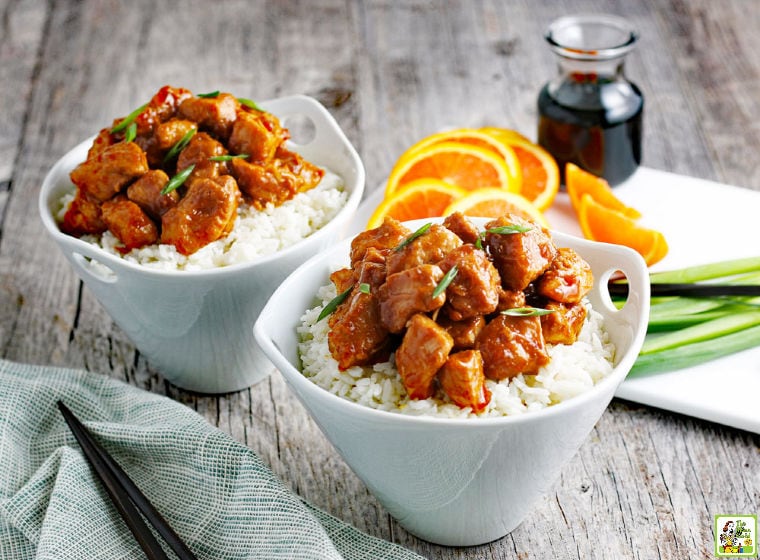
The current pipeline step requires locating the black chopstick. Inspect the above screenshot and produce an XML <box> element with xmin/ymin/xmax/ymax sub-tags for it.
<box><xmin>608</xmin><ymin>282</ymin><xmax>760</xmax><ymax>298</ymax></box>
<box><xmin>58</xmin><ymin>401</ymin><xmax>198</xmax><ymax>560</ymax></box>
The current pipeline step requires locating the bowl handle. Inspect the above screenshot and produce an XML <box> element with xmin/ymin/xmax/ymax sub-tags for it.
<box><xmin>259</xmin><ymin>95</ymin><xmax>357</xmax><ymax>163</ymax></box>
<box><xmin>55</xmin><ymin>234</ymin><xmax>124</xmax><ymax>284</ymax></box>
<box><xmin>584</xmin><ymin>243</ymin><xmax>651</xmax><ymax>354</ymax></box>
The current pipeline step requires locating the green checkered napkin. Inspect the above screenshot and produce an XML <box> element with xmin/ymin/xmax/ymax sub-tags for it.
<box><xmin>0</xmin><ymin>359</ymin><xmax>423</xmax><ymax>560</ymax></box>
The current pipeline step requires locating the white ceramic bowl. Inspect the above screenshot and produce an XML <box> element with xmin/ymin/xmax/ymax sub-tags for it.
<box><xmin>39</xmin><ymin>95</ymin><xmax>364</xmax><ymax>394</ymax></box>
<box><xmin>254</xmin><ymin>218</ymin><xmax>650</xmax><ymax>546</ymax></box>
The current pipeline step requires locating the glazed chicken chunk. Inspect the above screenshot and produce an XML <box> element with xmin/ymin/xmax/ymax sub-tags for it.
<box><xmin>69</xmin><ymin>142</ymin><xmax>149</xmax><ymax>202</ymax></box>
<box><xmin>160</xmin><ymin>175</ymin><xmax>240</xmax><ymax>255</ymax></box>
<box><xmin>540</xmin><ymin>301</ymin><xmax>588</xmax><ymax>345</ymax></box>
<box><xmin>438</xmin><ymin>245</ymin><xmax>500</xmax><ymax>321</ymax></box>
<box><xmin>134</xmin><ymin>85</ymin><xmax>193</xmax><ymax>136</ymax></box>
<box><xmin>476</xmin><ymin>314</ymin><xmax>550</xmax><ymax>380</ymax></box>
<box><xmin>126</xmin><ymin>169</ymin><xmax>178</xmax><ymax>220</ymax></box>
<box><xmin>155</xmin><ymin>119</ymin><xmax>197</xmax><ymax>151</ymax></box>
<box><xmin>438</xmin><ymin>315</ymin><xmax>485</xmax><ymax>351</ymax></box>
<box><xmin>535</xmin><ymin>247</ymin><xmax>594</xmax><ymax>304</ymax></box>
<box><xmin>178</xmin><ymin>92</ymin><xmax>238</xmax><ymax>140</ymax></box>
<box><xmin>378</xmin><ymin>264</ymin><xmax>446</xmax><ymax>333</ymax></box>
<box><xmin>328</xmin><ymin>285</ymin><xmax>389</xmax><ymax>371</ymax></box>
<box><xmin>396</xmin><ymin>314</ymin><xmax>454</xmax><ymax>399</ymax></box>
<box><xmin>229</xmin><ymin>149</ymin><xmax>324</xmax><ymax>209</ymax></box>
<box><xmin>327</xmin><ymin>248</ymin><xmax>391</xmax><ymax>368</ymax></box>
<box><xmin>349</xmin><ymin>217</ymin><xmax>410</xmax><ymax>266</ymax></box>
<box><xmin>438</xmin><ymin>349</ymin><xmax>491</xmax><ymax>411</ymax></box>
<box><xmin>442</xmin><ymin>212</ymin><xmax>481</xmax><ymax>245</ymax></box>
<box><xmin>100</xmin><ymin>195</ymin><xmax>159</xmax><ymax>251</ymax></box>
<box><xmin>228</xmin><ymin>110</ymin><xmax>288</xmax><ymax>164</ymax></box>
<box><xmin>485</xmin><ymin>214</ymin><xmax>556</xmax><ymax>291</ymax></box>
<box><xmin>61</xmin><ymin>191</ymin><xmax>106</xmax><ymax>236</ymax></box>
<box><xmin>176</xmin><ymin>132</ymin><xmax>227</xmax><ymax>182</ymax></box>
<box><xmin>385</xmin><ymin>224</ymin><xmax>462</xmax><ymax>276</ymax></box>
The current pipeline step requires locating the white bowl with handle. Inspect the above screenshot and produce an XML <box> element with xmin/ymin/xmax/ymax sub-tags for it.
<box><xmin>39</xmin><ymin>95</ymin><xmax>364</xmax><ymax>394</ymax></box>
<box><xmin>254</xmin><ymin>218</ymin><xmax>649</xmax><ymax>545</ymax></box>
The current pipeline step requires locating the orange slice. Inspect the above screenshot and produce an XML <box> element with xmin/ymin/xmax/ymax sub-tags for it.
<box><xmin>400</xmin><ymin>128</ymin><xmax>523</xmax><ymax>188</ymax></box>
<box><xmin>443</xmin><ymin>188</ymin><xmax>549</xmax><ymax>228</ymax></box>
<box><xmin>481</xmin><ymin>130</ymin><xmax>560</xmax><ymax>212</ymax></box>
<box><xmin>367</xmin><ymin>179</ymin><xmax>467</xmax><ymax>229</ymax></box>
<box><xmin>478</xmin><ymin>127</ymin><xmax>530</xmax><ymax>143</ymax></box>
<box><xmin>566</xmin><ymin>162</ymin><xmax>641</xmax><ymax>219</ymax></box>
<box><xmin>385</xmin><ymin>142</ymin><xmax>518</xmax><ymax>196</ymax></box>
<box><xmin>577</xmin><ymin>193</ymin><xmax>668</xmax><ymax>266</ymax></box>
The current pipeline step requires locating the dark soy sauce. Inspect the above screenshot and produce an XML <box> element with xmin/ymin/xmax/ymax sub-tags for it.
<box><xmin>538</xmin><ymin>14</ymin><xmax>643</xmax><ymax>186</ymax></box>
<box><xmin>538</xmin><ymin>75</ymin><xmax>643</xmax><ymax>186</ymax></box>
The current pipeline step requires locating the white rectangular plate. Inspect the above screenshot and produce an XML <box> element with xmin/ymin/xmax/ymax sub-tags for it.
<box><xmin>349</xmin><ymin>167</ymin><xmax>760</xmax><ymax>434</ymax></box>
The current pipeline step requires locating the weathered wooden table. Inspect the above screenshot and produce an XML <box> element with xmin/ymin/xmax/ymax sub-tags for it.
<box><xmin>2</xmin><ymin>1</ymin><xmax>758</xmax><ymax>558</ymax></box>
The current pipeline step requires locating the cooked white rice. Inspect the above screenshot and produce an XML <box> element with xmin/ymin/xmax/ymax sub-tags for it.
<box><xmin>298</xmin><ymin>283</ymin><xmax>616</xmax><ymax>419</ymax></box>
<box><xmin>57</xmin><ymin>170</ymin><xmax>346</xmax><ymax>271</ymax></box>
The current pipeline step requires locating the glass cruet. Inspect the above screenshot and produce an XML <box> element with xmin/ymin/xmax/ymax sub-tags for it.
<box><xmin>537</xmin><ymin>14</ymin><xmax>644</xmax><ymax>186</ymax></box>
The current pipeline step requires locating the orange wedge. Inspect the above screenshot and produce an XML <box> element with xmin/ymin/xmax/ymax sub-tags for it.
<box><xmin>566</xmin><ymin>162</ymin><xmax>641</xmax><ymax>219</ymax></box>
<box><xmin>577</xmin><ymin>193</ymin><xmax>668</xmax><ymax>266</ymax></box>
<box><xmin>385</xmin><ymin>142</ymin><xmax>518</xmax><ymax>196</ymax></box>
<box><xmin>399</xmin><ymin>128</ymin><xmax>523</xmax><ymax>188</ymax></box>
<box><xmin>443</xmin><ymin>188</ymin><xmax>549</xmax><ymax>228</ymax></box>
<box><xmin>368</xmin><ymin>179</ymin><xmax>467</xmax><ymax>229</ymax></box>
<box><xmin>482</xmin><ymin>130</ymin><xmax>560</xmax><ymax>212</ymax></box>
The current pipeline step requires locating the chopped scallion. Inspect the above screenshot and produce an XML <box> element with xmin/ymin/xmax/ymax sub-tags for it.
<box><xmin>208</xmin><ymin>154</ymin><xmax>250</xmax><ymax>162</ymax></box>
<box><xmin>123</xmin><ymin>122</ymin><xmax>137</xmax><ymax>143</ymax></box>
<box><xmin>317</xmin><ymin>286</ymin><xmax>353</xmax><ymax>322</ymax></box>
<box><xmin>238</xmin><ymin>97</ymin><xmax>263</xmax><ymax>111</ymax></box>
<box><xmin>394</xmin><ymin>223</ymin><xmax>432</xmax><ymax>252</ymax></box>
<box><xmin>161</xmin><ymin>164</ymin><xmax>195</xmax><ymax>195</ymax></box>
<box><xmin>163</xmin><ymin>128</ymin><xmax>196</xmax><ymax>163</ymax></box>
<box><xmin>486</xmin><ymin>225</ymin><xmax>533</xmax><ymax>235</ymax></box>
<box><xmin>359</xmin><ymin>283</ymin><xmax>371</xmax><ymax>294</ymax></box>
<box><xmin>110</xmin><ymin>103</ymin><xmax>148</xmax><ymax>133</ymax></box>
<box><xmin>197</xmin><ymin>90</ymin><xmax>220</xmax><ymax>98</ymax></box>
<box><xmin>432</xmin><ymin>266</ymin><xmax>458</xmax><ymax>299</ymax></box>
<box><xmin>501</xmin><ymin>307</ymin><xmax>555</xmax><ymax>317</ymax></box>
<box><xmin>475</xmin><ymin>224</ymin><xmax>532</xmax><ymax>249</ymax></box>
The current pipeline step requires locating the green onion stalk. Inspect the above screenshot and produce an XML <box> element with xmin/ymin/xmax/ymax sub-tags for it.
<box><xmin>627</xmin><ymin>257</ymin><xmax>760</xmax><ymax>377</ymax></box>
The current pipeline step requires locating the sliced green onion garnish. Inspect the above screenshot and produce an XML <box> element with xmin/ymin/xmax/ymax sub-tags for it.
<box><xmin>161</xmin><ymin>164</ymin><xmax>195</xmax><ymax>195</ymax></box>
<box><xmin>432</xmin><ymin>266</ymin><xmax>458</xmax><ymax>299</ymax></box>
<box><xmin>163</xmin><ymin>128</ymin><xmax>196</xmax><ymax>163</ymax></box>
<box><xmin>486</xmin><ymin>225</ymin><xmax>533</xmax><ymax>235</ymax></box>
<box><xmin>123</xmin><ymin>122</ymin><xmax>137</xmax><ymax>143</ymax></box>
<box><xmin>359</xmin><ymin>283</ymin><xmax>371</xmax><ymax>294</ymax></box>
<box><xmin>475</xmin><ymin>224</ymin><xmax>532</xmax><ymax>249</ymax></box>
<box><xmin>238</xmin><ymin>97</ymin><xmax>264</xmax><ymax>111</ymax></box>
<box><xmin>394</xmin><ymin>223</ymin><xmax>432</xmax><ymax>252</ymax></box>
<box><xmin>501</xmin><ymin>307</ymin><xmax>555</xmax><ymax>317</ymax></box>
<box><xmin>197</xmin><ymin>90</ymin><xmax>220</xmax><ymax>98</ymax></box>
<box><xmin>208</xmin><ymin>154</ymin><xmax>250</xmax><ymax>162</ymax></box>
<box><xmin>317</xmin><ymin>285</ymin><xmax>353</xmax><ymax>322</ymax></box>
<box><xmin>110</xmin><ymin>103</ymin><xmax>148</xmax><ymax>133</ymax></box>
